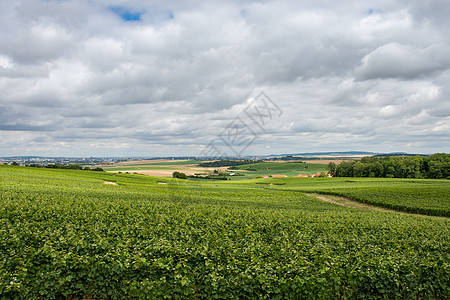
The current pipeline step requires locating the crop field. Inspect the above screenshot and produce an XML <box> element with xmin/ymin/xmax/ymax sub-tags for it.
<box><xmin>101</xmin><ymin>160</ymin><xmax>201</xmax><ymax>170</ymax></box>
<box><xmin>0</xmin><ymin>165</ymin><xmax>449</xmax><ymax>299</ymax></box>
<box><xmin>228</xmin><ymin>162</ymin><xmax>328</xmax><ymax>179</ymax></box>
<box><xmin>258</xmin><ymin>177</ymin><xmax>450</xmax><ymax>217</ymax></box>
<box><xmin>100</xmin><ymin>160</ymin><xmax>216</xmax><ymax>177</ymax></box>
<box><xmin>101</xmin><ymin>160</ymin><xmax>329</xmax><ymax>180</ymax></box>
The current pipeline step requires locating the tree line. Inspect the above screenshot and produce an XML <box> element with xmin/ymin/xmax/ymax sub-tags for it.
<box><xmin>26</xmin><ymin>163</ymin><xmax>104</xmax><ymax>172</ymax></box>
<box><xmin>328</xmin><ymin>153</ymin><xmax>449</xmax><ymax>179</ymax></box>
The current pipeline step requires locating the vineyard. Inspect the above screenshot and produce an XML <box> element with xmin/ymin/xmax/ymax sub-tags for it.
<box><xmin>262</xmin><ymin>177</ymin><xmax>450</xmax><ymax>217</ymax></box>
<box><xmin>0</xmin><ymin>165</ymin><xmax>449</xmax><ymax>299</ymax></box>
<box><xmin>227</xmin><ymin>161</ymin><xmax>327</xmax><ymax>179</ymax></box>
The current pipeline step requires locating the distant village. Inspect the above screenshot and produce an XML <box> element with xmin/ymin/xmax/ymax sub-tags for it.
<box><xmin>0</xmin><ymin>156</ymin><xmax>127</xmax><ymax>167</ymax></box>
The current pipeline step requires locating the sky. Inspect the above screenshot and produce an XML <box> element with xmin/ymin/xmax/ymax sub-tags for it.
<box><xmin>0</xmin><ymin>0</ymin><xmax>449</xmax><ymax>157</ymax></box>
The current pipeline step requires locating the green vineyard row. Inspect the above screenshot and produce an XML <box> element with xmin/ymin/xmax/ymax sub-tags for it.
<box><xmin>0</xmin><ymin>165</ymin><xmax>449</xmax><ymax>299</ymax></box>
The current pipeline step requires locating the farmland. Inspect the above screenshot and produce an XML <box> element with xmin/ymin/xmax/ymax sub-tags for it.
<box><xmin>100</xmin><ymin>160</ymin><xmax>329</xmax><ymax>180</ymax></box>
<box><xmin>228</xmin><ymin>162</ymin><xmax>328</xmax><ymax>179</ymax></box>
<box><xmin>259</xmin><ymin>177</ymin><xmax>450</xmax><ymax>217</ymax></box>
<box><xmin>0</xmin><ymin>165</ymin><xmax>449</xmax><ymax>299</ymax></box>
<box><xmin>100</xmin><ymin>160</ymin><xmax>216</xmax><ymax>177</ymax></box>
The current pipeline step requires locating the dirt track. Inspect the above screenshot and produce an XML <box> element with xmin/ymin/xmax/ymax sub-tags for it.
<box><xmin>104</xmin><ymin>181</ymin><xmax>118</xmax><ymax>185</ymax></box>
<box><xmin>307</xmin><ymin>193</ymin><xmax>448</xmax><ymax>219</ymax></box>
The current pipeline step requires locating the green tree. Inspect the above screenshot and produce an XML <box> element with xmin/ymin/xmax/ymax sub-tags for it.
<box><xmin>393</xmin><ymin>159</ymin><xmax>407</xmax><ymax>178</ymax></box>
<box><xmin>369</xmin><ymin>162</ymin><xmax>384</xmax><ymax>177</ymax></box>
<box><xmin>172</xmin><ymin>171</ymin><xmax>187</xmax><ymax>179</ymax></box>
<box><xmin>327</xmin><ymin>162</ymin><xmax>337</xmax><ymax>176</ymax></box>
<box><xmin>428</xmin><ymin>161</ymin><xmax>444</xmax><ymax>178</ymax></box>
<box><xmin>353</xmin><ymin>161</ymin><xmax>366</xmax><ymax>177</ymax></box>
<box><xmin>330</xmin><ymin>153</ymin><xmax>449</xmax><ymax>178</ymax></box>
<box><xmin>404</xmin><ymin>156</ymin><xmax>422</xmax><ymax>178</ymax></box>
<box><xmin>336</xmin><ymin>161</ymin><xmax>353</xmax><ymax>177</ymax></box>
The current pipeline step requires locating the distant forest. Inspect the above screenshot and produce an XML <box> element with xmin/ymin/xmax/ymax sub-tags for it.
<box><xmin>328</xmin><ymin>153</ymin><xmax>450</xmax><ymax>179</ymax></box>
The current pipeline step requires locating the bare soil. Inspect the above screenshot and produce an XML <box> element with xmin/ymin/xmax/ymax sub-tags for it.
<box><xmin>104</xmin><ymin>181</ymin><xmax>118</xmax><ymax>185</ymax></box>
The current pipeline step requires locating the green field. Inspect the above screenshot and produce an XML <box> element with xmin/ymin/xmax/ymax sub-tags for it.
<box><xmin>0</xmin><ymin>165</ymin><xmax>449</xmax><ymax>299</ymax></box>
<box><xmin>228</xmin><ymin>162</ymin><xmax>327</xmax><ymax>179</ymax></box>
<box><xmin>127</xmin><ymin>160</ymin><xmax>200</xmax><ymax>166</ymax></box>
<box><xmin>254</xmin><ymin>177</ymin><xmax>450</xmax><ymax>217</ymax></box>
<box><xmin>101</xmin><ymin>160</ymin><xmax>200</xmax><ymax>171</ymax></box>
<box><xmin>105</xmin><ymin>160</ymin><xmax>200</xmax><ymax>166</ymax></box>
<box><xmin>103</xmin><ymin>166</ymin><xmax>191</xmax><ymax>171</ymax></box>
<box><xmin>100</xmin><ymin>160</ymin><xmax>329</xmax><ymax>180</ymax></box>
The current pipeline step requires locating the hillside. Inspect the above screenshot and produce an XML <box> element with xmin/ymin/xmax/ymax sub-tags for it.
<box><xmin>0</xmin><ymin>165</ymin><xmax>449</xmax><ymax>298</ymax></box>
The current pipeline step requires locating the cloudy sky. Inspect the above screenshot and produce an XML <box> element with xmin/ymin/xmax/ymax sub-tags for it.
<box><xmin>0</xmin><ymin>0</ymin><xmax>449</xmax><ymax>157</ymax></box>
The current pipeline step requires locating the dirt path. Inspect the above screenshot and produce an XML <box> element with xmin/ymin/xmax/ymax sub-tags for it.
<box><xmin>311</xmin><ymin>194</ymin><xmax>350</xmax><ymax>207</ymax></box>
<box><xmin>307</xmin><ymin>193</ymin><xmax>386</xmax><ymax>211</ymax></box>
<box><xmin>308</xmin><ymin>193</ymin><xmax>416</xmax><ymax>213</ymax></box>
<box><xmin>104</xmin><ymin>181</ymin><xmax>118</xmax><ymax>185</ymax></box>
<box><xmin>307</xmin><ymin>193</ymin><xmax>447</xmax><ymax>219</ymax></box>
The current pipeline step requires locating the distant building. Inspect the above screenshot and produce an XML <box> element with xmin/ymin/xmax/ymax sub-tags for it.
<box><xmin>308</xmin><ymin>172</ymin><xmax>322</xmax><ymax>177</ymax></box>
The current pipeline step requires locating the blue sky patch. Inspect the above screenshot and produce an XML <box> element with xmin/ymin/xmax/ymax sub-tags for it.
<box><xmin>110</xmin><ymin>6</ymin><xmax>143</xmax><ymax>22</ymax></box>
<box><xmin>366</xmin><ymin>8</ymin><xmax>383</xmax><ymax>15</ymax></box>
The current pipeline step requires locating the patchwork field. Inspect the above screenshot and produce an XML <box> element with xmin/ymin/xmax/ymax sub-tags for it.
<box><xmin>100</xmin><ymin>160</ymin><xmax>330</xmax><ymax>179</ymax></box>
<box><xmin>101</xmin><ymin>160</ymin><xmax>217</xmax><ymax>177</ymax></box>
<box><xmin>228</xmin><ymin>161</ymin><xmax>328</xmax><ymax>179</ymax></box>
<box><xmin>0</xmin><ymin>164</ymin><xmax>449</xmax><ymax>299</ymax></box>
<box><xmin>251</xmin><ymin>177</ymin><xmax>450</xmax><ymax>217</ymax></box>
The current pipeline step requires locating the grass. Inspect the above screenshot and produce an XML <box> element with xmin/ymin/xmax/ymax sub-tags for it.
<box><xmin>101</xmin><ymin>160</ymin><xmax>201</xmax><ymax>171</ymax></box>
<box><xmin>0</xmin><ymin>165</ymin><xmax>449</xmax><ymax>299</ymax></box>
<box><xmin>103</xmin><ymin>159</ymin><xmax>200</xmax><ymax>167</ymax></box>
<box><xmin>257</xmin><ymin>177</ymin><xmax>450</xmax><ymax>216</ymax></box>
<box><xmin>102</xmin><ymin>166</ymin><xmax>193</xmax><ymax>171</ymax></box>
<box><xmin>215</xmin><ymin>162</ymin><xmax>328</xmax><ymax>180</ymax></box>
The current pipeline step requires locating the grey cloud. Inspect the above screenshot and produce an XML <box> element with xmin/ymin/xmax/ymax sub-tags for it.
<box><xmin>0</xmin><ymin>105</ymin><xmax>61</xmax><ymax>132</ymax></box>
<box><xmin>0</xmin><ymin>0</ymin><xmax>449</xmax><ymax>156</ymax></box>
<box><xmin>0</xmin><ymin>22</ymin><xmax>75</xmax><ymax>65</ymax></box>
<box><xmin>0</xmin><ymin>124</ymin><xmax>54</xmax><ymax>131</ymax></box>
<box><xmin>355</xmin><ymin>43</ymin><xmax>450</xmax><ymax>80</ymax></box>
<box><xmin>407</xmin><ymin>0</ymin><xmax>450</xmax><ymax>31</ymax></box>
<box><xmin>0</xmin><ymin>63</ymin><xmax>50</xmax><ymax>78</ymax></box>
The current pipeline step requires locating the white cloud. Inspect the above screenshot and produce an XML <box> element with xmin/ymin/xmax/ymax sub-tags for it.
<box><xmin>0</xmin><ymin>0</ymin><xmax>449</xmax><ymax>156</ymax></box>
<box><xmin>355</xmin><ymin>42</ymin><xmax>450</xmax><ymax>80</ymax></box>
